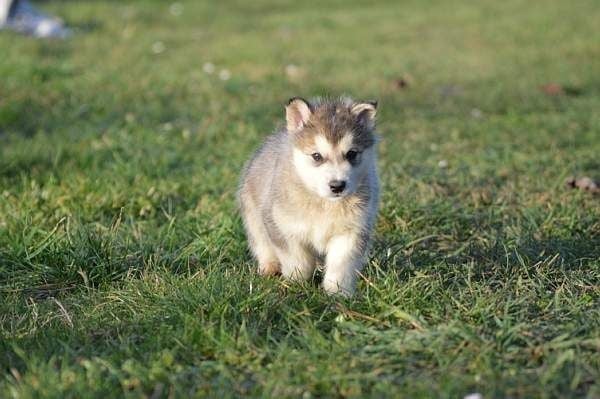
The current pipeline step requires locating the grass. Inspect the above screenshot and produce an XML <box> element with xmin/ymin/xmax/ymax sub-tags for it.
<box><xmin>1</xmin><ymin>0</ymin><xmax>599</xmax><ymax>397</ymax></box>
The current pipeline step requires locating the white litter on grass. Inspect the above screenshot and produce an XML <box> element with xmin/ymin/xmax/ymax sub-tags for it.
<box><xmin>219</xmin><ymin>69</ymin><xmax>231</xmax><ymax>81</ymax></box>
<box><xmin>285</xmin><ymin>64</ymin><xmax>300</xmax><ymax>77</ymax></box>
<box><xmin>464</xmin><ymin>393</ymin><xmax>483</xmax><ymax>399</ymax></box>
<box><xmin>438</xmin><ymin>159</ymin><xmax>449</xmax><ymax>168</ymax></box>
<box><xmin>35</xmin><ymin>20</ymin><xmax>62</xmax><ymax>38</ymax></box>
<box><xmin>284</xmin><ymin>64</ymin><xmax>306</xmax><ymax>82</ymax></box>
<box><xmin>125</xmin><ymin>113</ymin><xmax>136</xmax><ymax>124</ymax></box>
<box><xmin>203</xmin><ymin>62</ymin><xmax>215</xmax><ymax>74</ymax></box>
<box><xmin>169</xmin><ymin>2</ymin><xmax>183</xmax><ymax>16</ymax></box>
<box><xmin>152</xmin><ymin>41</ymin><xmax>165</xmax><ymax>54</ymax></box>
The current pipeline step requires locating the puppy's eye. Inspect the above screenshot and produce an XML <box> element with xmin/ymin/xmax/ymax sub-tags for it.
<box><xmin>311</xmin><ymin>153</ymin><xmax>323</xmax><ymax>162</ymax></box>
<box><xmin>346</xmin><ymin>150</ymin><xmax>359</xmax><ymax>162</ymax></box>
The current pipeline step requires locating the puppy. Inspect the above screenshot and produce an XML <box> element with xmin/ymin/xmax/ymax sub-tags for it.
<box><xmin>238</xmin><ymin>97</ymin><xmax>380</xmax><ymax>296</ymax></box>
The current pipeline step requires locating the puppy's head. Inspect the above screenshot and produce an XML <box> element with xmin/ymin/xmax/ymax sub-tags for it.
<box><xmin>286</xmin><ymin>97</ymin><xmax>378</xmax><ymax>200</ymax></box>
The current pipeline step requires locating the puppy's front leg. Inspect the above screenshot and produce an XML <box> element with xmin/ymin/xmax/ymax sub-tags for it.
<box><xmin>322</xmin><ymin>234</ymin><xmax>367</xmax><ymax>296</ymax></box>
<box><xmin>277</xmin><ymin>241</ymin><xmax>316</xmax><ymax>282</ymax></box>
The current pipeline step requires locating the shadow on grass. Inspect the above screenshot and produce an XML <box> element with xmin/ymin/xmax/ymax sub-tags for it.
<box><xmin>67</xmin><ymin>19</ymin><xmax>103</xmax><ymax>34</ymax></box>
<box><xmin>0</xmin><ymin>99</ymin><xmax>53</xmax><ymax>138</ymax></box>
<box><xmin>0</xmin><ymin>151</ymin><xmax>61</xmax><ymax>180</ymax></box>
<box><xmin>373</xmin><ymin>228</ymin><xmax>600</xmax><ymax>283</ymax></box>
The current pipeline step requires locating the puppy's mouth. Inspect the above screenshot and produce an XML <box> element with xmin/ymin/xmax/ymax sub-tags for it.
<box><xmin>324</xmin><ymin>190</ymin><xmax>352</xmax><ymax>200</ymax></box>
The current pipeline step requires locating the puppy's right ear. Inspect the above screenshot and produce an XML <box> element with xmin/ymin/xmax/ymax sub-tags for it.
<box><xmin>285</xmin><ymin>97</ymin><xmax>312</xmax><ymax>132</ymax></box>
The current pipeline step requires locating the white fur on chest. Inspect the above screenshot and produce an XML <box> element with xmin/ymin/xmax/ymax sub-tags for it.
<box><xmin>272</xmin><ymin>203</ymin><xmax>354</xmax><ymax>254</ymax></box>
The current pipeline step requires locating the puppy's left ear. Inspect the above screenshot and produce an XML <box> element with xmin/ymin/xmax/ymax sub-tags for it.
<box><xmin>351</xmin><ymin>100</ymin><xmax>377</xmax><ymax>129</ymax></box>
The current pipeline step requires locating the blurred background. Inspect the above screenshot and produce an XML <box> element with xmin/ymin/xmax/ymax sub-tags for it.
<box><xmin>1</xmin><ymin>1</ymin><xmax>599</xmax><ymax>397</ymax></box>
<box><xmin>2</xmin><ymin>1</ymin><xmax>598</xmax><ymax>134</ymax></box>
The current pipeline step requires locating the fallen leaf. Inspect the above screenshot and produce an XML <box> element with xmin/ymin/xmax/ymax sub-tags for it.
<box><xmin>392</xmin><ymin>74</ymin><xmax>413</xmax><ymax>90</ymax></box>
<box><xmin>393</xmin><ymin>78</ymin><xmax>408</xmax><ymax>89</ymax></box>
<box><xmin>541</xmin><ymin>83</ymin><xmax>583</xmax><ymax>97</ymax></box>
<box><xmin>565</xmin><ymin>176</ymin><xmax>599</xmax><ymax>193</ymax></box>
<box><xmin>541</xmin><ymin>83</ymin><xmax>564</xmax><ymax>96</ymax></box>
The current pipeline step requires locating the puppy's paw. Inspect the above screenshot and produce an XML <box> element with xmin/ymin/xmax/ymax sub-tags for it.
<box><xmin>322</xmin><ymin>278</ymin><xmax>354</xmax><ymax>297</ymax></box>
<box><xmin>259</xmin><ymin>261</ymin><xmax>281</xmax><ymax>276</ymax></box>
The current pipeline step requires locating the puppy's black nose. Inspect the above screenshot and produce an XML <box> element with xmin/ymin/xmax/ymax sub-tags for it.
<box><xmin>329</xmin><ymin>180</ymin><xmax>346</xmax><ymax>194</ymax></box>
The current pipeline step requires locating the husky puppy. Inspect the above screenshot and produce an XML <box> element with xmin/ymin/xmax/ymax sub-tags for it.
<box><xmin>238</xmin><ymin>97</ymin><xmax>379</xmax><ymax>296</ymax></box>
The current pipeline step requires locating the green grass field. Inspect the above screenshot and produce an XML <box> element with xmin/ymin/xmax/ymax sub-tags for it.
<box><xmin>1</xmin><ymin>1</ymin><xmax>599</xmax><ymax>397</ymax></box>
